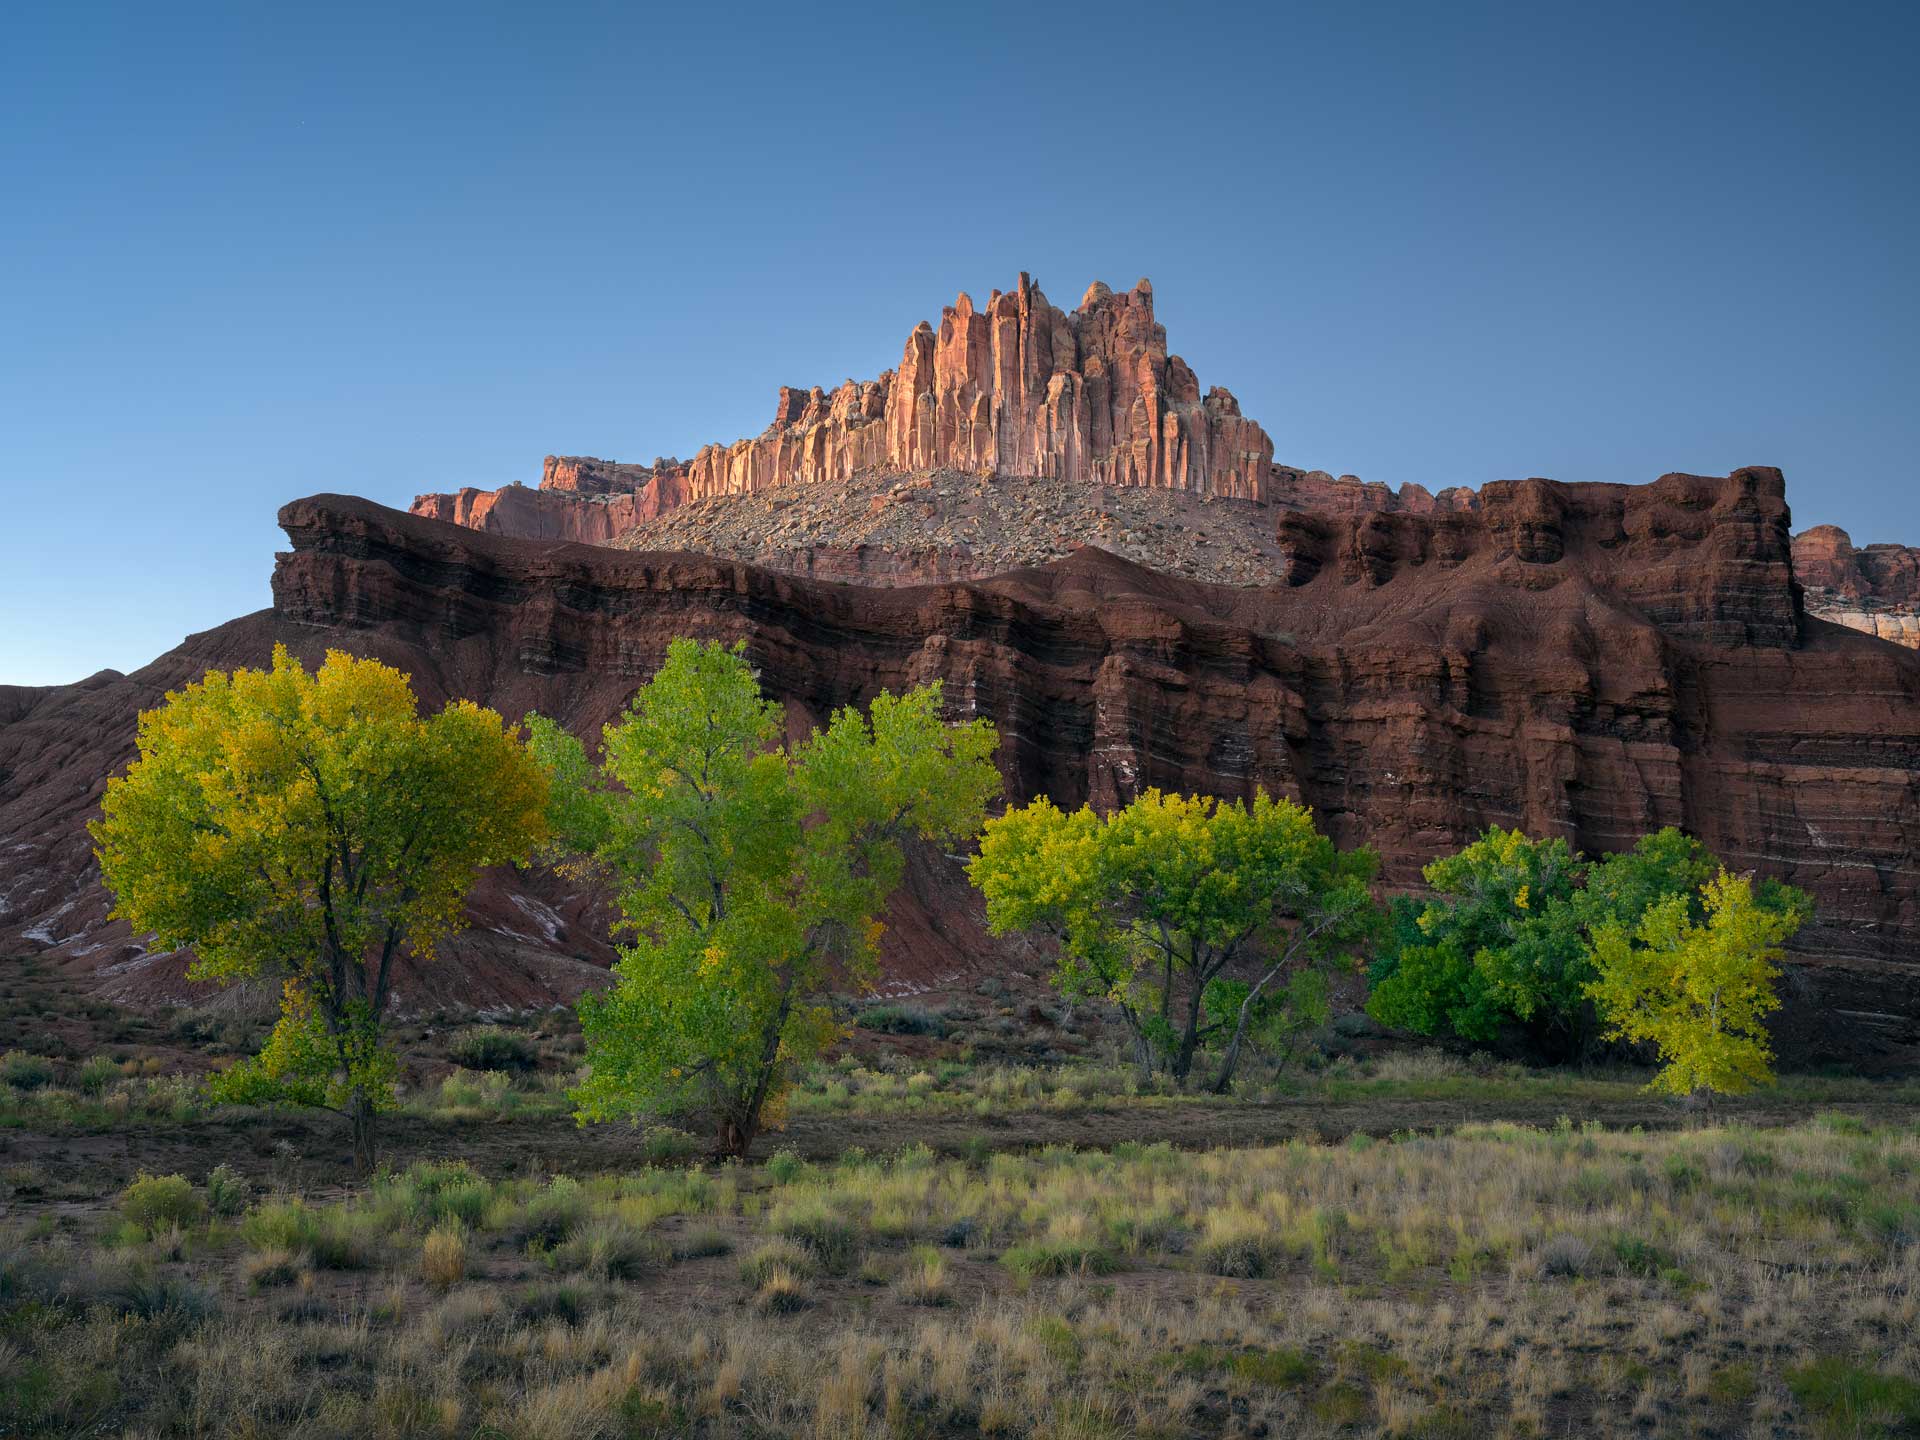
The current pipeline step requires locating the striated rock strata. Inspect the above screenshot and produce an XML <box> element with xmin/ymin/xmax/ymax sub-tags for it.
<box><xmin>6</xmin><ymin>478</ymin><xmax>1919</xmax><ymax>1063</ymax></box>
<box><xmin>1793</xmin><ymin>524</ymin><xmax>1920</xmax><ymax>648</ymax></box>
<box><xmin>412</xmin><ymin>275</ymin><xmax>1280</xmax><ymax>543</ymax></box>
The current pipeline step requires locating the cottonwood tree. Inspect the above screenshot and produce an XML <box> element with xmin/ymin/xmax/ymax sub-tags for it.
<box><xmin>528</xmin><ymin>639</ymin><xmax>1000</xmax><ymax>1157</ymax></box>
<box><xmin>1367</xmin><ymin>826</ymin><xmax>1807</xmax><ymax>1062</ymax></box>
<box><xmin>1365</xmin><ymin>827</ymin><xmax>1588</xmax><ymax>1052</ymax></box>
<box><xmin>1584</xmin><ymin>869</ymin><xmax>1810</xmax><ymax>1099</ymax></box>
<box><xmin>968</xmin><ymin>789</ymin><xmax>1379</xmax><ymax>1091</ymax></box>
<box><xmin>91</xmin><ymin>645</ymin><xmax>549</xmax><ymax>1169</ymax></box>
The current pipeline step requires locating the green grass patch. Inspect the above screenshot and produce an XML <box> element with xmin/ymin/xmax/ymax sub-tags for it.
<box><xmin>1000</xmin><ymin>1240</ymin><xmax>1120</xmax><ymax>1278</ymax></box>
<box><xmin>1789</xmin><ymin>1357</ymin><xmax>1920</xmax><ymax>1438</ymax></box>
<box><xmin>1170</xmin><ymin>1343</ymin><xmax>1321</xmax><ymax>1388</ymax></box>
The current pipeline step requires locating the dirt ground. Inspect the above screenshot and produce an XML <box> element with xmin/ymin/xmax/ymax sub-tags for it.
<box><xmin>11</xmin><ymin>1085</ymin><xmax>1917</xmax><ymax>1205</ymax></box>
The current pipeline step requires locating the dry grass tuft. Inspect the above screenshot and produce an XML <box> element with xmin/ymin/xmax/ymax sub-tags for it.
<box><xmin>420</xmin><ymin>1222</ymin><xmax>467</xmax><ymax>1290</ymax></box>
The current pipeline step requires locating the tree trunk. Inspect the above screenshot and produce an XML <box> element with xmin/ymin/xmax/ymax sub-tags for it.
<box><xmin>348</xmin><ymin>1087</ymin><xmax>377</xmax><ymax>1174</ymax></box>
<box><xmin>717</xmin><ymin>1108</ymin><xmax>758</xmax><ymax>1160</ymax></box>
<box><xmin>1171</xmin><ymin>978</ymin><xmax>1208</xmax><ymax>1085</ymax></box>
<box><xmin>1129</xmin><ymin>1025</ymin><xmax>1154</xmax><ymax>1082</ymax></box>
<box><xmin>1172</xmin><ymin>1025</ymin><xmax>1199</xmax><ymax>1086</ymax></box>
<box><xmin>1211</xmin><ymin>971</ymin><xmax>1278</xmax><ymax>1094</ymax></box>
<box><xmin>1210</xmin><ymin>1026</ymin><xmax>1249</xmax><ymax>1095</ymax></box>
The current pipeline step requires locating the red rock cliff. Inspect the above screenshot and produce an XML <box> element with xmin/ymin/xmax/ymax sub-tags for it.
<box><xmin>412</xmin><ymin>274</ymin><xmax>1277</xmax><ymax>540</ymax></box>
<box><xmin>7</xmin><ymin>484</ymin><xmax>1918</xmax><ymax>1063</ymax></box>
<box><xmin>1793</xmin><ymin>524</ymin><xmax>1920</xmax><ymax>648</ymax></box>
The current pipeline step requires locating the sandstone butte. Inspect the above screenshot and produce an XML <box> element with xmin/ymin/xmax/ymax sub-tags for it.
<box><xmin>3</xmin><ymin>274</ymin><xmax>1917</xmax><ymax>1067</ymax></box>
<box><xmin>413</xmin><ymin>272</ymin><xmax>1920</xmax><ymax>652</ymax></box>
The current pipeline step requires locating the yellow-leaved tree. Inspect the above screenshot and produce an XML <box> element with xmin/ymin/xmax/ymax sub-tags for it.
<box><xmin>1583</xmin><ymin>869</ymin><xmax>1811</xmax><ymax>1099</ymax></box>
<box><xmin>90</xmin><ymin>645</ymin><xmax>549</xmax><ymax>1169</ymax></box>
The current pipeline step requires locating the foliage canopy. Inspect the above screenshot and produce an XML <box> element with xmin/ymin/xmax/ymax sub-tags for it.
<box><xmin>1366</xmin><ymin>825</ymin><xmax>1811</xmax><ymax>1070</ymax></box>
<box><xmin>91</xmin><ymin>644</ymin><xmax>549</xmax><ymax>1166</ymax></box>
<box><xmin>1585</xmin><ymin>869</ymin><xmax>1810</xmax><ymax>1096</ymax></box>
<box><xmin>529</xmin><ymin>638</ymin><xmax>1000</xmax><ymax>1156</ymax></box>
<box><xmin>968</xmin><ymin>788</ymin><xmax>1379</xmax><ymax>1089</ymax></box>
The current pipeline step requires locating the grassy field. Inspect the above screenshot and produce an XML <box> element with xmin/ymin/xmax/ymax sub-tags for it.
<box><xmin>5</xmin><ymin>1085</ymin><xmax>1920</xmax><ymax>1436</ymax></box>
<box><xmin>5</xmin><ymin>966</ymin><xmax>1920</xmax><ymax>1437</ymax></box>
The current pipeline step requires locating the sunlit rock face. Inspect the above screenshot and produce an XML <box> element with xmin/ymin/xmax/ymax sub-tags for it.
<box><xmin>412</xmin><ymin>273</ymin><xmax>1277</xmax><ymax>542</ymax></box>
<box><xmin>1794</xmin><ymin>524</ymin><xmax>1920</xmax><ymax>648</ymax></box>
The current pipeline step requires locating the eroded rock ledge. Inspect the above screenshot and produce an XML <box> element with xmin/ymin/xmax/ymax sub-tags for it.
<box><xmin>6</xmin><ymin>482</ymin><xmax>1918</xmax><ymax>1055</ymax></box>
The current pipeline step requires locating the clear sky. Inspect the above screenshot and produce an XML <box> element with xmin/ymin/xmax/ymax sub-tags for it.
<box><xmin>4</xmin><ymin>1</ymin><xmax>1916</xmax><ymax>686</ymax></box>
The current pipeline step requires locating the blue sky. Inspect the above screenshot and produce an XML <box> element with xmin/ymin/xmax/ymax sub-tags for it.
<box><xmin>4</xmin><ymin>1</ymin><xmax>1916</xmax><ymax>685</ymax></box>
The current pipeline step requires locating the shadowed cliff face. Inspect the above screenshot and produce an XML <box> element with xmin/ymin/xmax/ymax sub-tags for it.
<box><xmin>5</xmin><ymin>480</ymin><xmax>1918</xmax><ymax>1064</ymax></box>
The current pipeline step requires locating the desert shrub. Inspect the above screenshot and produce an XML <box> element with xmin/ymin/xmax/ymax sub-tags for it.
<box><xmin>1790</xmin><ymin>1181</ymin><xmax>1858</xmax><ymax>1225</ymax></box>
<box><xmin>110</xmin><ymin>1270</ymin><xmax>217</xmax><ymax>1324</ymax></box>
<box><xmin>1662</xmin><ymin>1154</ymin><xmax>1705</xmax><ymax>1194</ymax></box>
<box><xmin>76</xmin><ymin>1053</ymin><xmax>122</xmax><ymax>1095</ymax></box>
<box><xmin>513</xmin><ymin>1175</ymin><xmax>587</xmax><ymax>1249</ymax></box>
<box><xmin>0</xmin><ymin>1051</ymin><xmax>55</xmax><ymax>1091</ymax></box>
<box><xmin>1103</xmin><ymin>1207</ymin><xmax>1188</xmax><ymax>1256</ymax></box>
<box><xmin>771</xmin><ymin>1199</ymin><xmax>858</xmax><ymax>1273</ymax></box>
<box><xmin>853</xmin><ymin>1003</ymin><xmax>947</xmax><ymax>1037</ymax></box>
<box><xmin>391</xmin><ymin>1160</ymin><xmax>494</xmax><ymax>1230</ymax></box>
<box><xmin>671</xmin><ymin>1227</ymin><xmax>733</xmax><ymax>1261</ymax></box>
<box><xmin>204</xmin><ymin>1163</ymin><xmax>249</xmax><ymax>1218</ymax></box>
<box><xmin>431</xmin><ymin>1067</ymin><xmax>515</xmax><ymax>1114</ymax></box>
<box><xmin>1536</xmin><ymin>1233</ymin><xmax>1594</xmax><ymax>1278</ymax></box>
<box><xmin>640</xmin><ymin>1126</ymin><xmax>701</xmax><ymax>1164</ymax></box>
<box><xmin>1000</xmin><ymin>1240</ymin><xmax>1119</xmax><ymax>1277</ymax></box>
<box><xmin>420</xmin><ymin>1223</ymin><xmax>467</xmax><ymax>1288</ymax></box>
<box><xmin>1813</xmin><ymin>1110</ymin><xmax>1870</xmax><ymax>1135</ymax></box>
<box><xmin>1371</xmin><ymin>1049</ymin><xmax>1466</xmax><ymax>1083</ymax></box>
<box><xmin>1173</xmin><ymin>1344</ymin><xmax>1321</xmax><ymax>1389</ymax></box>
<box><xmin>755</xmin><ymin>1266</ymin><xmax>808</xmax><ymax>1313</ymax></box>
<box><xmin>1197</xmin><ymin>1209</ymin><xmax>1283</xmax><ymax>1277</ymax></box>
<box><xmin>765</xmin><ymin>1147</ymin><xmax>807</xmax><ymax>1185</ymax></box>
<box><xmin>894</xmin><ymin>1245</ymin><xmax>950</xmax><ymax>1305</ymax></box>
<box><xmin>739</xmin><ymin>1239</ymin><xmax>815</xmax><ymax>1286</ymax></box>
<box><xmin>1862</xmin><ymin>1202</ymin><xmax>1920</xmax><ymax>1245</ymax></box>
<box><xmin>514</xmin><ymin>1283</ymin><xmax>586</xmax><ymax>1325</ymax></box>
<box><xmin>551</xmin><ymin>1217</ymin><xmax>656</xmax><ymax>1281</ymax></box>
<box><xmin>242</xmin><ymin>1198</ymin><xmax>374</xmax><ymax>1269</ymax></box>
<box><xmin>120</xmin><ymin>1172</ymin><xmax>205</xmax><ymax>1236</ymax></box>
<box><xmin>446</xmin><ymin>1027</ymin><xmax>538</xmax><ymax>1072</ymax></box>
<box><xmin>242</xmin><ymin>1247</ymin><xmax>304</xmax><ymax>1290</ymax></box>
<box><xmin>1610</xmin><ymin>1234</ymin><xmax>1677</xmax><ymax>1277</ymax></box>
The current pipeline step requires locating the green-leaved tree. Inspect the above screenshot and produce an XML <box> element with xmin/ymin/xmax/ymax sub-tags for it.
<box><xmin>968</xmin><ymin>789</ymin><xmax>1379</xmax><ymax>1090</ymax></box>
<box><xmin>90</xmin><ymin>645</ymin><xmax>550</xmax><ymax>1169</ymax></box>
<box><xmin>1366</xmin><ymin>826</ymin><xmax>1810</xmax><ymax>1064</ymax></box>
<box><xmin>528</xmin><ymin>639</ymin><xmax>1000</xmax><ymax>1157</ymax></box>
<box><xmin>1365</xmin><ymin>827</ymin><xmax>1588</xmax><ymax>1051</ymax></box>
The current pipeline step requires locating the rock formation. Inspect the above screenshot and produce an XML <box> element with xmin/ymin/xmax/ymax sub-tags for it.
<box><xmin>412</xmin><ymin>275</ymin><xmax>1277</xmax><ymax>542</ymax></box>
<box><xmin>1793</xmin><ymin>524</ymin><xmax>1920</xmax><ymax>648</ymax></box>
<box><xmin>6</xmin><ymin>482</ymin><xmax>1918</xmax><ymax>1064</ymax></box>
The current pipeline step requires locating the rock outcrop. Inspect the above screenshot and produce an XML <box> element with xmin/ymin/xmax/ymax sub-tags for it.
<box><xmin>413</xmin><ymin>275</ymin><xmax>1276</xmax><ymax>540</ymax></box>
<box><xmin>1793</xmin><ymin>524</ymin><xmax>1920</xmax><ymax>648</ymax></box>
<box><xmin>7</xmin><ymin>485</ymin><xmax>1918</xmax><ymax>1063</ymax></box>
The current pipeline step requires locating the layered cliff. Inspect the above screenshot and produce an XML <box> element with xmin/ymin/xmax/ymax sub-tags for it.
<box><xmin>1793</xmin><ymin>524</ymin><xmax>1920</xmax><ymax>648</ymax></box>
<box><xmin>412</xmin><ymin>274</ymin><xmax>1278</xmax><ymax>544</ymax></box>
<box><xmin>6</xmin><ymin>482</ymin><xmax>1917</xmax><ymax>1062</ymax></box>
